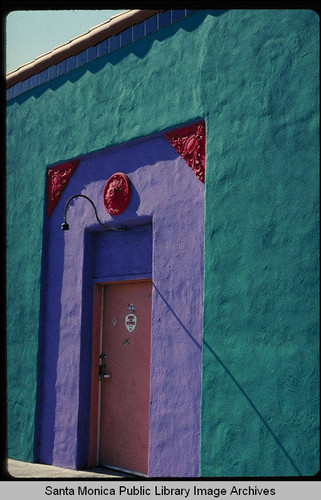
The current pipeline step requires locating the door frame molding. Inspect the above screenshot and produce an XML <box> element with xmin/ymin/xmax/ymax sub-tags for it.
<box><xmin>88</xmin><ymin>278</ymin><xmax>152</xmax><ymax>469</ymax></box>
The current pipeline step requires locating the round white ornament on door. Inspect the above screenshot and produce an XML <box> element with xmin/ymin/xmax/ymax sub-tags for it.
<box><xmin>125</xmin><ymin>313</ymin><xmax>137</xmax><ymax>332</ymax></box>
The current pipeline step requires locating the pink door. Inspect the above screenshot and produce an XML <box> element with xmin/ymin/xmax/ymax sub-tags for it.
<box><xmin>98</xmin><ymin>280</ymin><xmax>152</xmax><ymax>475</ymax></box>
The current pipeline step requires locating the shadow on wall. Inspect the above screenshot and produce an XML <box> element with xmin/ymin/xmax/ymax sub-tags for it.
<box><xmin>153</xmin><ymin>283</ymin><xmax>202</xmax><ymax>351</ymax></box>
<box><xmin>202</xmin><ymin>340</ymin><xmax>303</xmax><ymax>477</ymax></box>
<box><xmin>8</xmin><ymin>10</ymin><xmax>229</xmax><ymax>106</ymax></box>
<box><xmin>156</xmin><ymin>280</ymin><xmax>303</xmax><ymax>476</ymax></box>
<box><xmin>34</xmin><ymin>216</ymin><xmax>65</xmax><ymax>466</ymax></box>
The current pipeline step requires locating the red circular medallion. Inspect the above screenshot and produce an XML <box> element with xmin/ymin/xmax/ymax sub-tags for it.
<box><xmin>103</xmin><ymin>172</ymin><xmax>131</xmax><ymax>215</ymax></box>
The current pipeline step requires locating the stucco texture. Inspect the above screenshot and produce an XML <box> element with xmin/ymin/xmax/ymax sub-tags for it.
<box><xmin>36</xmin><ymin>135</ymin><xmax>204</xmax><ymax>475</ymax></box>
<box><xmin>200</xmin><ymin>10</ymin><xmax>319</xmax><ymax>476</ymax></box>
<box><xmin>6</xmin><ymin>9</ymin><xmax>319</xmax><ymax>476</ymax></box>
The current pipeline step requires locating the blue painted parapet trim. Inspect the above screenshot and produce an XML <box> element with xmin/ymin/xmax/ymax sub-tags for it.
<box><xmin>6</xmin><ymin>10</ymin><xmax>195</xmax><ymax>101</ymax></box>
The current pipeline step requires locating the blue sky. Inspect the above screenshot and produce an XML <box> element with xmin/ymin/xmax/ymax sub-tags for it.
<box><xmin>6</xmin><ymin>10</ymin><xmax>126</xmax><ymax>73</ymax></box>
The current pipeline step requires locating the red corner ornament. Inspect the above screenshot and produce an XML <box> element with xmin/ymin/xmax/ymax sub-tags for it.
<box><xmin>165</xmin><ymin>121</ymin><xmax>205</xmax><ymax>183</ymax></box>
<box><xmin>47</xmin><ymin>159</ymin><xmax>80</xmax><ymax>217</ymax></box>
<box><xmin>103</xmin><ymin>172</ymin><xmax>131</xmax><ymax>215</ymax></box>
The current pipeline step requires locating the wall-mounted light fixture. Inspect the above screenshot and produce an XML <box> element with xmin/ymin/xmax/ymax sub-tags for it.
<box><xmin>61</xmin><ymin>194</ymin><xmax>127</xmax><ymax>231</ymax></box>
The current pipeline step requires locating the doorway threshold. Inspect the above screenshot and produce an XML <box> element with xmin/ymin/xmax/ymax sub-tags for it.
<box><xmin>100</xmin><ymin>463</ymin><xmax>149</xmax><ymax>478</ymax></box>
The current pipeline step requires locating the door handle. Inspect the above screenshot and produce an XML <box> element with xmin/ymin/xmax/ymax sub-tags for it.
<box><xmin>99</xmin><ymin>363</ymin><xmax>111</xmax><ymax>380</ymax></box>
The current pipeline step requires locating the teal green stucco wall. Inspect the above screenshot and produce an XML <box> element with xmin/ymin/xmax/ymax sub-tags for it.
<box><xmin>7</xmin><ymin>10</ymin><xmax>319</xmax><ymax>475</ymax></box>
<box><xmin>200</xmin><ymin>10</ymin><xmax>319</xmax><ymax>476</ymax></box>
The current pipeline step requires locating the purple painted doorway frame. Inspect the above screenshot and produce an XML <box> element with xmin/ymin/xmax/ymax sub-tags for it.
<box><xmin>36</xmin><ymin>128</ymin><xmax>204</xmax><ymax>477</ymax></box>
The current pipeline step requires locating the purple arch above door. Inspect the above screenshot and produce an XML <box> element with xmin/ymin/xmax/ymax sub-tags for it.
<box><xmin>37</xmin><ymin>125</ymin><xmax>205</xmax><ymax>477</ymax></box>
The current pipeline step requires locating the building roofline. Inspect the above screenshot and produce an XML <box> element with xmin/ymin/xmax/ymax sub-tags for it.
<box><xmin>6</xmin><ymin>9</ymin><xmax>164</xmax><ymax>88</ymax></box>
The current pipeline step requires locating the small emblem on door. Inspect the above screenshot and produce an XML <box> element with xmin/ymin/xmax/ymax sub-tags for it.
<box><xmin>125</xmin><ymin>313</ymin><xmax>137</xmax><ymax>332</ymax></box>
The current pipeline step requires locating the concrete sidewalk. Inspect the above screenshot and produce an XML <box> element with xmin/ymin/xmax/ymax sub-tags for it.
<box><xmin>6</xmin><ymin>459</ymin><xmax>130</xmax><ymax>479</ymax></box>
